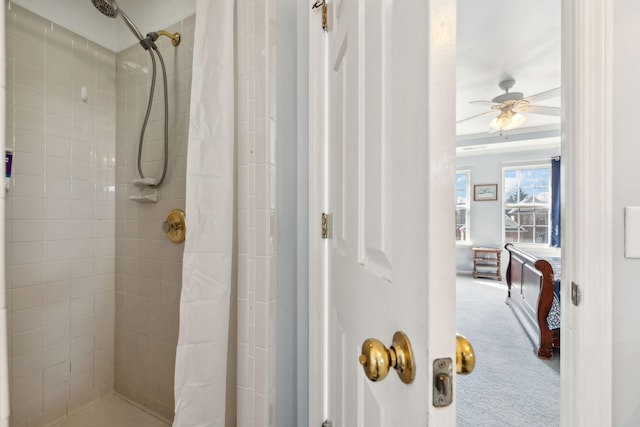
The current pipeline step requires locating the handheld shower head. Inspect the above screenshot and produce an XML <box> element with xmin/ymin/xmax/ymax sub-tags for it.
<box><xmin>90</xmin><ymin>0</ymin><xmax>145</xmax><ymax>42</ymax></box>
<box><xmin>91</xmin><ymin>0</ymin><xmax>119</xmax><ymax>18</ymax></box>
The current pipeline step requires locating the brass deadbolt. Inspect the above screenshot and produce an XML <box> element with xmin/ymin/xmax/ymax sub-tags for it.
<box><xmin>163</xmin><ymin>209</ymin><xmax>186</xmax><ymax>243</ymax></box>
<box><xmin>456</xmin><ymin>333</ymin><xmax>475</xmax><ymax>375</ymax></box>
<box><xmin>359</xmin><ymin>331</ymin><xmax>415</xmax><ymax>384</ymax></box>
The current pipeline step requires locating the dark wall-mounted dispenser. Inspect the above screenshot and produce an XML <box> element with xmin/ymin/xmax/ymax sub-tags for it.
<box><xmin>5</xmin><ymin>149</ymin><xmax>12</xmax><ymax>191</ymax></box>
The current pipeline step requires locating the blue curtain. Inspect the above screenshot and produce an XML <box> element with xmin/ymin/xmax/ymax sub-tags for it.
<box><xmin>551</xmin><ymin>157</ymin><xmax>561</xmax><ymax>247</ymax></box>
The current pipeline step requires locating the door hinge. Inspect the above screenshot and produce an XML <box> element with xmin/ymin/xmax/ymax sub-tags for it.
<box><xmin>322</xmin><ymin>212</ymin><xmax>329</xmax><ymax>239</ymax></box>
<box><xmin>322</xmin><ymin>420</ymin><xmax>332</xmax><ymax>427</ymax></box>
<box><xmin>312</xmin><ymin>0</ymin><xmax>328</xmax><ymax>32</ymax></box>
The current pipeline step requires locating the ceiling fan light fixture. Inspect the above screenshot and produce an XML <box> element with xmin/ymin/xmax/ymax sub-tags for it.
<box><xmin>488</xmin><ymin>109</ymin><xmax>527</xmax><ymax>132</ymax></box>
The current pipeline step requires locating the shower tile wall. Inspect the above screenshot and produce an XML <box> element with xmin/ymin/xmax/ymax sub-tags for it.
<box><xmin>113</xmin><ymin>16</ymin><xmax>194</xmax><ymax>422</ymax></box>
<box><xmin>237</xmin><ymin>0</ymin><xmax>278</xmax><ymax>425</ymax></box>
<box><xmin>5</xmin><ymin>5</ymin><xmax>117</xmax><ymax>426</ymax></box>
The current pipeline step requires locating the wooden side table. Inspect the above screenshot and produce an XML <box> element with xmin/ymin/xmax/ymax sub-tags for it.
<box><xmin>472</xmin><ymin>247</ymin><xmax>502</xmax><ymax>281</ymax></box>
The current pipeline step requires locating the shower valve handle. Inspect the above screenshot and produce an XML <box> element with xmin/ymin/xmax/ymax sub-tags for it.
<box><xmin>162</xmin><ymin>220</ymin><xmax>179</xmax><ymax>232</ymax></box>
<box><xmin>163</xmin><ymin>209</ymin><xmax>186</xmax><ymax>243</ymax></box>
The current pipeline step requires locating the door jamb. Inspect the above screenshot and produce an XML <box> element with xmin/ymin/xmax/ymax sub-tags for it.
<box><xmin>560</xmin><ymin>0</ymin><xmax>613</xmax><ymax>424</ymax></box>
<box><xmin>308</xmin><ymin>3</ymin><xmax>327</xmax><ymax>424</ymax></box>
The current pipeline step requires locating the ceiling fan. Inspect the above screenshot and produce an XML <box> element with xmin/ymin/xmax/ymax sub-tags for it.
<box><xmin>458</xmin><ymin>78</ymin><xmax>561</xmax><ymax>132</ymax></box>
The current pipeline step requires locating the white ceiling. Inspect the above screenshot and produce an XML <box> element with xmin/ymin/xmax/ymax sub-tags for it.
<box><xmin>11</xmin><ymin>0</ymin><xmax>195</xmax><ymax>52</ymax></box>
<box><xmin>456</xmin><ymin>0</ymin><xmax>561</xmax><ymax>141</ymax></box>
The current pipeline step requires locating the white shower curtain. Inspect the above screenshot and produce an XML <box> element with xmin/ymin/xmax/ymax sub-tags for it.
<box><xmin>174</xmin><ymin>1</ymin><xmax>235</xmax><ymax>426</ymax></box>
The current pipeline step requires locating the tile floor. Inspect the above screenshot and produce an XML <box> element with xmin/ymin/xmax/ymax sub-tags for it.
<box><xmin>49</xmin><ymin>394</ymin><xmax>169</xmax><ymax>427</ymax></box>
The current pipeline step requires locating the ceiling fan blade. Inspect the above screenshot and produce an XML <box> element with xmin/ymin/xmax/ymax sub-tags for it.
<box><xmin>456</xmin><ymin>110</ymin><xmax>495</xmax><ymax>124</ymax></box>
<box><xmin>527</xmin><ymin>105</ymin><xmax>561</xmax><ymax>116</ymax></box>
<box><xmin>523</xmin><ymin>87</ymin><xmax>561</xmax><ymax>104</ymax></box>
<box><xmin>469</xmin><ymin>100</ymin><xmax>496</xmax><ymax>107</ymax></box>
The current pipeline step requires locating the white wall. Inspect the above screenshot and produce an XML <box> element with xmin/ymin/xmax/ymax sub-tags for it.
<box><xmin>455</xmin><ymin>146</ymin><xmax>560</xmax><ymax>272</ymax></box>
<box><xmin>612</xmin><ymin>1</ymin><xmax>640</xmax><ymax>424</ymax></box>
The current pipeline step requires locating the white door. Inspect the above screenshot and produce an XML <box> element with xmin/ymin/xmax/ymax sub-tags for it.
<box><xmin>315</xmin><ymin>0</ymin><xmax>458</xmax><ymax>425</ymax></box>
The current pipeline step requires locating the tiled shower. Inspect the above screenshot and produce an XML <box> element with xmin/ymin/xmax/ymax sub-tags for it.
<box><xmin>4</xmin><ymin>4</ymin><xmax>193</xmax><ymax>425</ymax></box>
<box><xmin>4</xmin><ymin>0</ymin><xmax>279</xmax><ymax>425</ymax></box>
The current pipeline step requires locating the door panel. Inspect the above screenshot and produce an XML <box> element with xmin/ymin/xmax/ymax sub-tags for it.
<box><xmin>325</xmin><ymin>0</ymin><xmax>457</xmax><ymax>425</ymax></box>
<box><xmin>359</xmin><ymin>0</ymin><xmax>393</xmax><ymax>279</ymax></box>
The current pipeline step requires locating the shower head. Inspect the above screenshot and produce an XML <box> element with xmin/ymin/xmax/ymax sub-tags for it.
<box><xmin>90</xmin><ymin>0</ymin><xmax>145</xmax><ymax>42</ymax></box>
<box><xmin>91</xmin><ymin>0</ymin><xmax>119</xmax><ymax>18</ymax></box>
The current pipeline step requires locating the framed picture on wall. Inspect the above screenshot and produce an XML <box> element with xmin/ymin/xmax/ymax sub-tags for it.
<box><xmin>474</xmin><ymin>184</ymin><xmax>498</xmax><ymax>201</ymax></box>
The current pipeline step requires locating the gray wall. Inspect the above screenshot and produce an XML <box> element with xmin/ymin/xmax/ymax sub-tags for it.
<box><xmin>612</xmin><ymin>1</ymin><xmax>640</xmax><ymax>424</ymax></box>
<box><xmin>455</xmin><ymin>147</ymin><xmax>560</xmax><ymax>272</ymax></box>
<box><xmin>276</xmin><ymin>0</ymin><xmax>309</xmax><ymax>425</ymax></box>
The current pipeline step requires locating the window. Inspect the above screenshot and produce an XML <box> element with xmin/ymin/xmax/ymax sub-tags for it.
<box><xmin>503</xmin><ymin>166</ymin><xmax>551</xmax><ymax>245</ymax></box>
<box><xmin>456</xmin><ymin>171</ymin><xmax>470</xmax><ymax>242</ymax></box>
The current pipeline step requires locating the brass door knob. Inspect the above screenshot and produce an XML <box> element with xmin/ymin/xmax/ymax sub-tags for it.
<box><xmin>163</xmin><ymin>209</ymin><xmax>186</xmax><ymax>243</ymax></box>
<box><xmin>456</xmin><ymin>333</ymin><xmax>475</xmax><ymax>375</ymax></box>
<box><xmin>358</xmin><ymin>331</ymin><xmax>415</xmax><ymax>384</ymax></box>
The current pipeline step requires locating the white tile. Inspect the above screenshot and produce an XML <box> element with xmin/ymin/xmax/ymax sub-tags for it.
<box><xmin>12</xmin><ymin>306</ymin><xmax>43</xmax><ymax>334</ymax></box>
<box><xmin>95</xmin><ymin>328</ymin><xmax>114</xmax><ymax>349</ymax></box>
<box><xmin>44</xmin><ymin>382</ymin><xmax>69</xmax><ymax>411</ymax></box>
<box><xmin>43</xmin><ymin>322</ymin><xmax>69</xmax><ymax>348</ymax></box>
<box><xmin>70</xmin><ymin>200</ymin><xmax>94</xmax><ymax>219</ymax></box>
<box><xmin>12</xmin><ymin>328</ymin><xmax>42</xmax><ymax>356</ymax></box>
<box><xmin>12</xmin><ymin>151</ymin><xmax>45</xmax><ymax>176</ymax></box>
<box><xmin>71</xmin><ymin>219</ymin><xmax>94</xmax><ymax>240</ymax></box>
<box><xmin>94</xmin><ymin>345</ymin><xmax>113</xmax><ymax>369</ymax></box>
<box><xmin>15</xmin><ymin>128</ymin><xmax>45</xmax><ymax>155</ymax></box>
<box><xmin>45</xmin><ymin>178</ymin><xmax>72</xmax><ymax>200</ymax></box>
<box><xmin>43</xmin><ymin>301</ymin><xmax>70</xmax><ymax>324</ymax></box>
<box><xmin>45</xmin><ymin>114</ymin><xmax>71</xmax><ymax>139</ymax></box>
<box><xmin>44</xmin><ymin>220</ymin><xmax>71</xmax><ymax>241</ymax></box>
<box><xmin>45</xmin><ymin>240</ymin><xmax>70</xmax><ymax>262</ymax></box>
<box><xmin>71</xmin><ymin>180</ymin><xmax>96</xmax><ymax>201</ymax></box>
<box><xmin>15</xmin><ymin>62</ymin><xmax>45</xmax><ymax>91</ymax></box>
<box><xmin>13</xmin><ymin>197</ymin><xmax>44</xmax><ymax>220</ymax></box>
<box><xmin>12</xmin><ymin>370</ymin><xmax>43</xmax><ymax>402</ymax></box>
<box><xmin>44</xmin><ymin>362</ymin><xmax>70</xmax><ymax>390</ymax></box>
<box><xmin>44</xmin><ymin>199</ymin><xmax>71</xmax><ymax>220</ymax></box>
<box><xmin>44</xmin><ymin>261</ymin><xmax>70</xmax><ymax>283</ymax></box>
<box><xmin>95</xmin><ymin>292</ymin><xmax>114</xmax><ymax>313</ymax></box>
<box><xmin>70</xmin><ymin>239</ymin><xmax>94</xmax><ymax>259</ymax></box>
<box><xmin>70</xmin><ymin>334</ymin><xmax>94</xmax><ymax>358</ymax></box>
<box><xmin>70</xmin><ymin>295</ymin><xmax>93</xmax><ymax>319</ymax></box>
<box><xmin>13</xmin><ymin>241</ymin><xmax>44</xmax><ymax>265</ymax></box>
<box><xmin>70</xmin><ymin>316</ymin><xmax>94</xmax><ymax>339</ymax></box>
<box><xmin>43</xmin><ymin>340</ymin><xmax>70</xmax><ymax>368</ymax></box>
<box><xmin>11</xmin><ymin>392</ymin><xmax>43</xmax><ymax>424</ymax></box>
<box><xmin>13</xmin><ymin>219</ymin><xmax>44</xmax><ymax>242</ymax></box>
<box><xmin>12</xmin><ymin>266</ymin><xmax>43</xmax><ymax>292</ymax></box>
<box><xmin>69</xmin><ymin>371</ymin><xmax>93</xmax><ymax>398</ymax></box>
<box><xmin>12</xmin><ymin>349</ymin><xmax>43</xmax><ymax>379</ymax></box>
<box><xmin>13</xmin><ymin>174</ymin><xmax>44</xmax><ymax>198</ymax></box>
<box><xmin>44</xmin><ymin>281</ymin><xmax>69</xmax><ymax>304</ymax></box>
<box><xmin>95</xmin><ymin>310</ymin><xmax>114</xmax><ymax>333</ymax></box>
<box><xmin>14</xmin><ymin>83</ymin><xmax>44</xmax><ymax>112</ymax></box>
<box><xmin>46</xmin><ymin>135</ymin><xmax>72</xmax><ymax>159</ymax></box>
<box><xmin>70</xmin><ymin>353</ymin><xmax>93</xmax><ymax>379</ymax></box>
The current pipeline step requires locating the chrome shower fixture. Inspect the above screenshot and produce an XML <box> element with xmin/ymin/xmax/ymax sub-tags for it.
<box><xmin>90</xmin><ymin>0</ymin><xmax>181</xmax><ymax>190</ymax></box>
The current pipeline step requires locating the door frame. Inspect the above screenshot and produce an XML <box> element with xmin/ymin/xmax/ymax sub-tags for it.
<box><xmin>308</xmin><ymin>0</ymin><xmax>614</xmax><ymax>425</ymax></box>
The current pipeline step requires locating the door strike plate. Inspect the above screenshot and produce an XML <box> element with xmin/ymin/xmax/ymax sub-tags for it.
<box><xmin>433</xmin><ymin>358</ymin><xmax>453</xmax><ymax>407</ymax></box>
<box><xmin>571</xmin><ymin>281</ymin><xmax>581</xmax><ymax>306</ymax></box>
